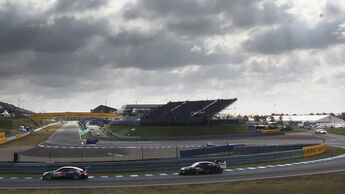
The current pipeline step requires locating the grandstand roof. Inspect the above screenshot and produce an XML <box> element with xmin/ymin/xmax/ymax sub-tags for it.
<box><xmin>91</xmin><ymin>105</ymin><xmax>117</xmax><ymax>113</ymax></box>
<box><xmin>140</xmin><ymin>98</ymin><xmax>237</xmax><ymax>125</ymax></box>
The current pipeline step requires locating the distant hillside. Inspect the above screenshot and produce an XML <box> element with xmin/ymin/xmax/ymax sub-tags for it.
<box><xmin>0</xmin><ymin>118</ymin><xmax>46</xmax><ymax>136</ymax></box>
<box><xmin>0</xmin><ymin>101</ymin><xmax>34</xmax><ymax>118</ymax></box>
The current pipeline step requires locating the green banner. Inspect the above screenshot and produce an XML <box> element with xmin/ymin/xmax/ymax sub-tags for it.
<box><xmin>79</xmin><ymin>129</ymin><xmax>90</xmax><ymax>136</ymax></box>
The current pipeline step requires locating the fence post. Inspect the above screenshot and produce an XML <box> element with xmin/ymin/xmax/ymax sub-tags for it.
<box><xmin>176</xmin><ymin>147</ymin><xmax>178</xmax><ymax>159</ymax></box>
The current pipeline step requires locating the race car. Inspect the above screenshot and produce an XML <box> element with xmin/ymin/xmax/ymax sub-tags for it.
<box><xmin>42</xmin><ymin>166</ymin><xmax>88</xmax><ymax>180</ymax></box>
<box><xmin>315</xmin><ymin>129</ymin><xmax>328</xmax><ymax>134</ymax></box>
<box><xmin>179</xmin><ymin>161</ymin><xmax>225</xmax><ymax>175</ymax></box>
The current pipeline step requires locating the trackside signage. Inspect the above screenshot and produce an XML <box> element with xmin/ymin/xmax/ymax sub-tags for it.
<box><xmin>30</xmin><ymin>112</ymin><xmax>117</xmax><ymax>119</ymax></box>
<box><xmin>262</xmin><ymin>129</ymin><xmax>280</xmax><ymax>133</ymax></box>
<box><xmin>303</xmin><ymin>143</ymin><xmax>326</xmax><ymax>157</ymax></box>
<box><xmin>0</xmin><ymin>132</ymin><xmax>6</xmax><ymax>144</ymax></box>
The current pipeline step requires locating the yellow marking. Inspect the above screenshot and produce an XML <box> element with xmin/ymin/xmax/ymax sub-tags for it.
<box><xmin>303</xmin><ymin>143</ymin><xmax>326</xmax><ymax>157</ymax></box>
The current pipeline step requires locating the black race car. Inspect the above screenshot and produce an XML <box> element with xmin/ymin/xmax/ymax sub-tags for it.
<box><xmin>42</xmin><ymin>166</ymin><xmax>88</xmax><ymax>180</ymax></box>
<box><xmin>179</xmin><ymin>161</ymin><xmax>224</xmax><ymax>175</ymax></box>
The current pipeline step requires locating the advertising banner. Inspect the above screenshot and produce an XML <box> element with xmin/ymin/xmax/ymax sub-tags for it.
<box><xmin>262</xmin><ymin>129</ymin><xmax>280</xmax><ymax>133</ymax></box>
<box><xmin>303</xmin><ymin>143</ymin><xmax>326</xmax><ymax>157</ymax></box>
<box><xmin>0</xmin><ymin>132</ymin><xmax>6</xmax><ymax>144</ymax></box>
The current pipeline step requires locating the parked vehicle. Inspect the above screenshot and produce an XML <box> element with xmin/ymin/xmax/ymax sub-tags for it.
<box><xmin>42</xmin><ymin>166</ymin><xmax>88</xmax><ymax>180</ymax></box>
<box><xmin>179</xmin><ymin>161</ymin><xmax>225</xmax><ymax>175</ymax></box>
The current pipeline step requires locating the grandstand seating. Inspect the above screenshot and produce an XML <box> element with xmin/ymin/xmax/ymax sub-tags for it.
<box><xmin>140</xmin><ymin>98</ymin><xmax>237</xmax><ymax>126</ymax></box>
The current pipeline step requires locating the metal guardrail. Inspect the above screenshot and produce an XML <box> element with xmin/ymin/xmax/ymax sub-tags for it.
<box><xmin>233</xmin><ymin>144</ymin><xmax>317</xmax><ymax>155</ymax></box>
<box><xmin>180</xmin><ymin>144</ymin><xmax>245</xmax><ymax>157</ymax></box>
<box><xmin>101</xmin><ymin>131</ymin><xmax>285</xmax><ymax>141</ymax></box>
<box><xmin>0</xmin><ymin>149</ymin><xmax>303</xmax><ymax>174</ymax></box>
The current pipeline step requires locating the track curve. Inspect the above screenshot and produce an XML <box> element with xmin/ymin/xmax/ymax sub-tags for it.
<box><xmin>2</xmin><ymin>122</ymin><xmax>345</xmax><ymax>188</ymax></box>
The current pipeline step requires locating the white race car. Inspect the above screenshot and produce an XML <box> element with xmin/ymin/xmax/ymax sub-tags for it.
<box><xmin>315</xmin><ymin>129</ymin><xmax>328</xmax><ymax>134</ymax></box>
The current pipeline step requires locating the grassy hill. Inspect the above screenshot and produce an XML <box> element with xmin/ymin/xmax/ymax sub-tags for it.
<box><xmin>0</xmin><ymin>118</ymin><xmax>48</xmax><ymax>136</ymax></box>
<box><xmin>106</xmin><ymin>124</ymin><xmax>248</xmax><ymax>137</ymax></box>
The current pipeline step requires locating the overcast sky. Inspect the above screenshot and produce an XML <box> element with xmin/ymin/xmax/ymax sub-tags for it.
<box><xmin>0</xmin><ymin>0</ymin><xmax>344</xmax><ymax>115</ymax></box>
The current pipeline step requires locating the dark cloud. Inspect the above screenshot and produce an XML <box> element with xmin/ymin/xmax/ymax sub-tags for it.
<box><xmin>52</xmin><ymin>0</ymin><xmax>109</xmax><ymax>12</ymax></box>
<box><xmin>166</xmin><ymin>17</ymin><xmax>225</xmax><ymax>37</ymax></box>
<box><xmin>123</xmin><ymin>0</ymin><xmax>292</xmax><ymax>37</ymax></box>
<box><xmin>0</xmin><ymin>3</ymin><xmax>106</xmax><ymax>54</ymax></box>
<box><xmin>0</xmin><ymin>0</ymin><xmax>344</xmax><ymax>114</ymax></box>
<box><xmin>104</xmin><ymin>32</ymin><xmax>243</xmax><ymax>69</ymax></box>
<box><xmin>0</xmin><ymin>3</ymin><xmax>40</xmax><ymax>52</ymax></box>
<box><xmin>33</xmin><ymin>17</ymin><xmax>105</xmax><ymax>53</ymax></box>
<box><xmin>243</xmin><ymin>21</ymin><xmax>345</xmax><ymax>54</ymax></box>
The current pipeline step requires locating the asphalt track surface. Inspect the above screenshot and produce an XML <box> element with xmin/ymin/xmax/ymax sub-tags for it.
<box><xmin>1</xmin><ymin>121</ymin><xmax>345</xmax><ymax>188</ymax></box>
<box><xmin>43</xmin><ymin>121</ymin><xmax>82</xmax><ymax>145</ymax></box>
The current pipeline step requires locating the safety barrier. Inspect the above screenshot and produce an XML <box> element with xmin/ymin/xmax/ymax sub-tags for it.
<box><xmin>0</xmin><ymin>149</ymin><xmax>304</xmax><ymax>173</ymax></box>
<box><xmin>234</xmin><ymin>144</ymin><xmax>316</xmax><ymax>155</ymax></box>
<box><xmin>180</xmin><ymin>144</ymin><xmax>245</xmax><ymax>158</ymax></box>
<box><xmin>0</xmin><ymin>132</ymin><xmax>6</xmax><ymax>144</ymax></box>
<box><xmin>262</xmin><ymin>129</ymin><xmax>280</xmax><ymax>133</ymax></box>
<box><xmin>101</xmin><ymin>131</ymin><xmax>285</xmax><ymax>141</ymax></box>
<box><xmin>303</xmin><ymin>143</ymin><xmax>326</xmax><ymax>157</ymax></box>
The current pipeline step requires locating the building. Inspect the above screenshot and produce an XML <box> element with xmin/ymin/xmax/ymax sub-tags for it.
<box><xmin>90</xmin><ymin>105</ymin><xmax>117</xmax><ymax>113</ymax></box>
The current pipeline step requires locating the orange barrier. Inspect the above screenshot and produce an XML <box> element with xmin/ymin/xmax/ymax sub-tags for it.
<box><xmin>16</xmin><ymin>134</ymin><xmax>22</xmax><ymax>139</ymax></box>
<box><xmin>262</xmin><ymin>129</ymin><xmax>280</xmax><ymax>133</ymax></box>
<box><xmin>303</xmin><ymin>143</ymin><xmax>326</xmax><ymax>157</ymax></box>
<box><xmin>0</xmin><ymin>132</ymin><xmax>6</xmax><ymax>144</ymax></box>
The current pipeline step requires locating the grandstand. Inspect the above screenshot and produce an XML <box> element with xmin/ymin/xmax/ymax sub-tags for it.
<box><xmin>140</xmin><ymin>98</ymin><xmax>238</xmax><ymax>126</ymax></box>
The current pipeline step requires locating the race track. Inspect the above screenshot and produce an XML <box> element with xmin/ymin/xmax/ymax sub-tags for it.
<box><xmin>1</xmin><ymin>121</ymin><xmax>345</xmax><ymax>188</ymax></box>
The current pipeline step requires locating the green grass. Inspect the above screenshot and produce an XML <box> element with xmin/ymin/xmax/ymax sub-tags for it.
<box><xmin>1</xmin><ymin>171</ymin><xmax>345</xmax><ymax>193</ymax></box>
<box><xmin>81</xmin><ymin>131</ymin><xmax>92</xmax><ymax>139</ymax></box>
<box><xmin>0</xmin><ymin>123</ymin><xmax>64</xmax><ymax>148</ymax></box>
<box><xmin>326</xmin><ymin>128</ymin><xmax>345</xmax><ymax>136</ymax></box>
<box><xmin>0</xmin><ymin>118</ymin><xmax>49</xmax><ymax>136</ymax></box>
<box><xmin>231</xmin><ymin>145</ymin><xmax>345</xmax><ymax>169</ymax></box>
<box><xmin>106</xmin><ymin>124</ymin><xmax>248</xmax><ymax>137</ymax></box>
